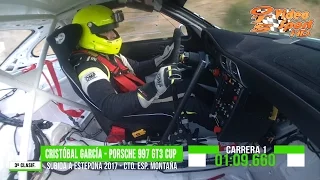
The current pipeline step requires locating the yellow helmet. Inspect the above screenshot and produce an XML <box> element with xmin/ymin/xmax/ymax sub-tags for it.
<box><xmin>72</xmin><ymin>5</ymin><xmax>124</xmax><ymax>54</ymax></box>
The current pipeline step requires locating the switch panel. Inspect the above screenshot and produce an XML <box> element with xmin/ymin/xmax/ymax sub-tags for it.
<box><xmin>211</xmin><ymin>71</ymin><xmax>273</xmax><ymax>142</ymax></box>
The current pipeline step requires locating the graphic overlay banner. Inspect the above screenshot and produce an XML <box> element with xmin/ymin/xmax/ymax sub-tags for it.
<box><xmin>188</xmin><ymin>145</ymin><xmax>219</xmax><ymax>167</ymax></box>
<box><xmin>188</xmin><ymin>145</ymin><xmax>305</xmax><ymax>168</ymax></box>
<box><xmin>250</xmin><ymin>5</ymin><xmax>314</xmax><ymax>37</ymax></box>
<box><xmin>40</xmin><ymin>146</ymin><xmax>183</xmax><ymax>162</ymax></box>
<box><xmin>9</xmin><ymin>161</ymin><xmax>42</xmax><ymax>172</ymax></box>
<box><xmin>8</xmin><ymin>145</ymin><xmax>306</xmax><ymax>172</ymax></box>
<box><xmin>274</xmin><ymin>145</ymin><xmax>305</xmax><ymax>167</ymax></box>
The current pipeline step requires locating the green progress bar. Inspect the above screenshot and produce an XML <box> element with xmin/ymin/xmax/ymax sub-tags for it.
<box><xmin>188</xmin><ymin>145</ymin><xmax>219</xmax><ymax>154</ymax></box>
<box><xmin>274</xmin><ymin>145</ymin><xmax>305</xmax><ymax>154</ymax></box>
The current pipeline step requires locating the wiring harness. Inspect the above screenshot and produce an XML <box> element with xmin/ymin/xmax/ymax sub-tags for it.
<box><xmin>0</xmin><ymin>115</ymin><xmax>53</xmax><ymax>180</ymax></box>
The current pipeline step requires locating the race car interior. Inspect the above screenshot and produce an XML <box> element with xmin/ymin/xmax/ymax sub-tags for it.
<box><xmin>1</xmin><ymin>0</ymin><xmax>320</xmax><ymax>179</ymax></box>
<box><xmin>47</xmin><ymin>7</ymin><xmax>320</xmax><ymax>151</ymax></box>
<box><xmin>200</xmin><ymin>28</ymin><xmax>320</xmax><ymax>148</ymax></box>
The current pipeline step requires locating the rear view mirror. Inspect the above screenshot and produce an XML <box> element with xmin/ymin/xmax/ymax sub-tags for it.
<box><xmin>123</xmin><ymin>0</ymin><xmax>156</xmax><ymax>12</ymax></box>
<box><xmin>179</xmin><ymin>24</ymin><xmax>188</xmax><ymax>36</ymax></box>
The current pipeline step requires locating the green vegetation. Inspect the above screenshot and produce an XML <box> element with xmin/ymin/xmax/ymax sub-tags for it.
<box><xmin>223</xmin><ymin>1</ymin><xmax>252</xmax><ymax>32</ymax></box>
<box><xmin>303</xmin><ymin>0</ymin><xmax>320</xmax><ymax>5</ymax></box>
<box><xmin>262</xmin><ymin>0</ymin><xmax>285</xmax><ymax>6</ymax></box>
<box><xmin>187</xmin><ymin>0</ymin><xmax>319</xmax><ymax>38</ymax></box>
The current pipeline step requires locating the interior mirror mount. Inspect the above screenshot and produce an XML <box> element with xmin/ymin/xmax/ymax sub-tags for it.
<box><xmin>179</xmin><ymin>24</ymin><xmax>188</xmax><ymax>36</ymax></box>
<box><xmin>117</xmin><ymin>0</ymin><xmax>162</xmax><ymax>12</ymax></box>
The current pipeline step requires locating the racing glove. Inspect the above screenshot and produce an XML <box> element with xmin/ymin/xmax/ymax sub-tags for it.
<box><xmin>137</xmin><ymin>64</ymin><xmax>182</xmax><ymax>108</ymax></box>
<box><xmin>154</xmin><ymin>43</ymin><xmax>184</xmax><ymax>67</ymax></box>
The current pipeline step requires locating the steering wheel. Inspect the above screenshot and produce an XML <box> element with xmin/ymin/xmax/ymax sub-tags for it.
<box><xmin>167</xmin><ymin>28</ymin><xmax>183</xmax><ymax>83</ymax></box>
<box><xmin>168</xmin><ymin>28</ymin><xmax>183</xmax><ymax>120</ymax></box>
<box><xmin>171</xmin><ymin>28</ymin><xmax>182</xmax><ymax>64</ymax></box>
<box><xmin>160</xmin><ymin>28</ymin><xmax>202</xmax><ymax>145</ymax></box>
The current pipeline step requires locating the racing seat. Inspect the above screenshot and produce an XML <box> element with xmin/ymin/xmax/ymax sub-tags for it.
<box><xmin>46</xmin><ymin>24</ymin><xmax>162</xmax><ymax>142</ymax></box>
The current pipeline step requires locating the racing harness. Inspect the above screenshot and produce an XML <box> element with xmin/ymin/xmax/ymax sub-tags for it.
<box><xmin>22</xmin><ymin>50</ymin><xmax>148</xmax><ymax>143</ymax></box>
<box><xmin>71</xmin><ymin>50</ymin><xmax>148</xmax><ymax>142</ymax></box>
<box><xmin>72</xmin><ymin>49</ymin><xmax>146</xmax><ymax>93</ymax></box>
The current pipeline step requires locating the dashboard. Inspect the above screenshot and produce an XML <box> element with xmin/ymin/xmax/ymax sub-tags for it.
<box><xmin>200</xmin><ymin>27</ymin><xmax>320</xmax><ymax>148</ymax></box>
<box><xmin>202</xmin><ymin>32</ymin><xmax>275</xmax><ymax>142</ymax></box>
<box><xmin>207</xmin><ymin>53</ymin><xmax>273</xmax><ymax>142</ymax></box>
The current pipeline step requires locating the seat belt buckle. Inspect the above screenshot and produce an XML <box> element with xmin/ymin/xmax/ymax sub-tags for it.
<box><xmin>112</xmin><ymin>68</ymin><xmax>122</xmax><ymax>76</ymax></box>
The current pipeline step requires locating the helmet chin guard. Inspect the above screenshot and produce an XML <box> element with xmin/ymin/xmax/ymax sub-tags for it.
<box><xmin>92</xmin><ymin>35</ymin><xmax>123</xmax><ymax>55</ymax></box>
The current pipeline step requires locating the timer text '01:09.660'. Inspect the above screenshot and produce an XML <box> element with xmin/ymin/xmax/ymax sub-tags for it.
<box><xmin>214</xmin><ymin>153</ymin><xmax>276</xmax><ymax>167</ymax></box>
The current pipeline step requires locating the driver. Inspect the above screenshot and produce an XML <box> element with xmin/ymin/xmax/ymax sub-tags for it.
<box><xmin>70</xmin><ymin>5</ymin><xmax>215</xmax><ymax>138</ymax></box>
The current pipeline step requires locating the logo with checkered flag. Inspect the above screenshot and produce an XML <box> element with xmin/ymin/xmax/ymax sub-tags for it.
<box><xmin>250</xmin><ymin>5</ymin><xmax>313</xmax><ymax>37</ymax></box>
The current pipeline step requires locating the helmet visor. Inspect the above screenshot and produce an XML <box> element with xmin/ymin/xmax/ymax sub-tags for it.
<box><xmin>88</xmin><ymin>22</ymin><xmax>119</xmax><ymax>34</ymax></box>
<box><xmin>97</xmin><ymin>29</ymin><xmax>120</xmax><ymax>40</ymax></box>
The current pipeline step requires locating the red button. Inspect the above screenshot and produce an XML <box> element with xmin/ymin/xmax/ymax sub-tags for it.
<box><xmin>233</xmin><ymin>96</ymin><xmax>238</xmax><ymax>101</ymax></box>
<box><xmin>212</xmin><ymin>69</ymin><xmax>220</xmax><ymax>77</ymax></box>
<box><xmin>214</xmin><ymin>126</ymin><xmax>222</xmax><ymax>133</ymax></box>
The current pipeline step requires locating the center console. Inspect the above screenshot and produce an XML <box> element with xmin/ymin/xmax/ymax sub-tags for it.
<box><xmin>214</xmin><ymin>73</ymin><xmax>244</xmax><ymax>120</ymax></box>
<box><xmin>211</xmin><ymin>59</ymin><xmax>274</xmax><ymax>142</ymax></box>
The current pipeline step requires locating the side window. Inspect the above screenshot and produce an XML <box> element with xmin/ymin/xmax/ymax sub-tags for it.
<box><xmin>0</xmin><ymin>30</ymin><xmax>32</xmax><ymax>64</ymax></box>
<box><xmin>32</xmin><ymin>39</ymin><xmax>55</xmax><ymax>57</ymax></box>
<box><xmin>116</xmin><ymin>8</ymin><xmax>187</xmax><ymax>42</ymax></box>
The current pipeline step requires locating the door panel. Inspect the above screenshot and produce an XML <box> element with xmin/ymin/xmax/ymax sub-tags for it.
<box><xmin>120</xmin><ymin>30</ymin><xmax>203</xmax><ymax>62</ymax></box>
<box><xmin>114</xmin><ymin>6</ymin><xmax>202</xmax><ymax>61</ymax></box>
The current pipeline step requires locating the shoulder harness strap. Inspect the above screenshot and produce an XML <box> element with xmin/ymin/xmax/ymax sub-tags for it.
<box><xmin>72</xmin><ymin>49</ymin><xmax>145</xmax><ymax>93</ymax></box>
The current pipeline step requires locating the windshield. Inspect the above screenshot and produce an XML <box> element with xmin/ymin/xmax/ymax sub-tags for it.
<box><xmin>184</xmin><ymin>0</ymin><xmax>320</xmax><ymax>39</ymax></box>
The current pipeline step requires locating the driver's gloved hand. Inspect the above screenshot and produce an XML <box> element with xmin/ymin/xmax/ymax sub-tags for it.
<box><xmin>137</xmin><ymin>65</ymin><xmax>182</xmax><ymax>108</ymax></box>
<box><xmin>154</xmin><ymin>43</ymin><xmax>184</xmax><ymax>67</ymax></box>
